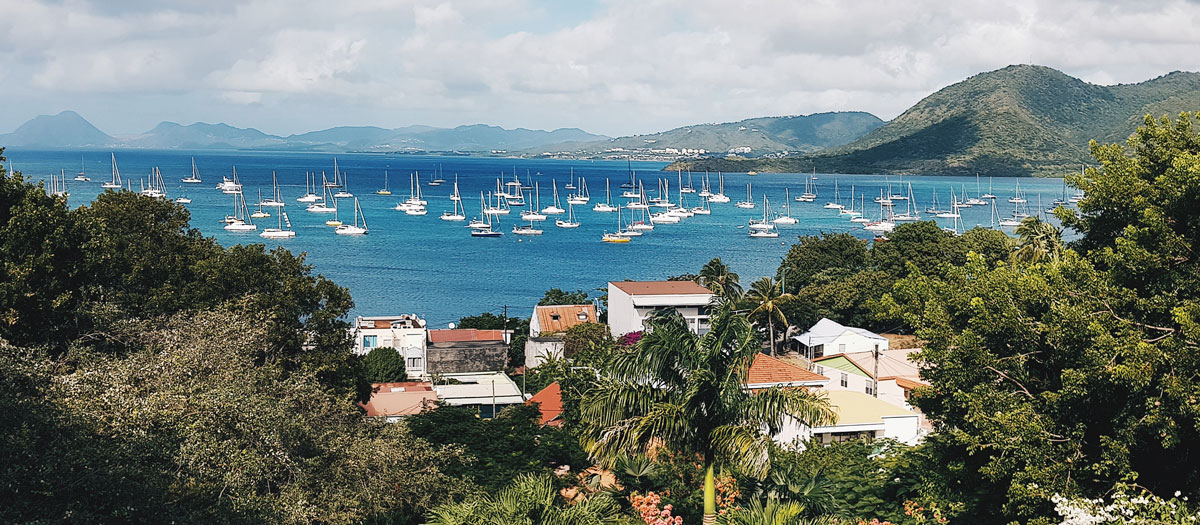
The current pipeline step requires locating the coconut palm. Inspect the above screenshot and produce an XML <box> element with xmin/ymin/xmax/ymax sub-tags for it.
<box><xmin>745</xmin><ymin>277</ymin><xmax>795</xmax><ymax>356</ymax></box>
<box><xmin>698</xmin><ymin>257</ymin><xmax>743</xmax><ymax>302</ymax></box>
<box><xmin>1014</xmin><ymin>216</ymin><xmax>1064</xmax><ymax>263</ymax></box>
<box><xmin>580</xmin><ymin>305</ymin><xmax>836</xmax><ymax>525</ymax></box>
<box><xmin>426</xmin><ymin>472</ymin><xmax>621</xmax><ymax>525</ymax></box>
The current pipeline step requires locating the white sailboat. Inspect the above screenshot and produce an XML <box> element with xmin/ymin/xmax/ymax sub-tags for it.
<box><xmin>74</xmin><ymin>156</ymin><xmax>90</xmax><ymax>182</ymax></box>
<box><xmin>556</xmin><ymin>202</ymin><xmax>581</xmax><ymax>228</ymax></box>
<box><xmin>224</xmin><ymin>192</ymin><xmax>257</xmax><ymax>232</ymax></box>
<box><xmin>101</xmin><ymin>153</ymin><xmax>123</xmax><ymax>189</ymax></box>
<box><xmin>306</xmin><ymin>174</ymin><xmax>338</xmax><ymax>213</ymax></box>
<box><xmin>691</xmin><ymin>195</ymin><xmax>712</xmax><ymax>215</ymax></box>
<box><xmin>823</xmin><ymin>180</ymin><xmax>844</xmax><ymax>210</ymax></box>
<box><xmin>512</xmin><ymin>218</ymin><xmax>543</xmax><ymax>235</ymax></box>
<box><xmin>748</xmin><ymin>196</ymin><xmax>779</xmax><ymax>238</ymax></box>
<box><xmin>262</xmin><ymin>171</ymin><xmax>285</xmax><ymax>207</ymax></box>
<box><xmin>680</xmin><ymin>170</ymin><xmax>696</xmax><ymax>194</ymax></box>
<box><xmin>736</xmin><ymin>183</ymin><xmax>755</xmax><ymax>209</ymax></box>
<box><xmin>325</xmin><ymin>197</ymin><xmax>343</xmax><ymax>226</ymax></box>
<box><xmin>567</xmin><ymin>176</ymin><xmax>590</xmax><ymax>205</ymax></box>
<box><xmin>708</xmin><ymin>172</ymin><xmax>730</xmax><ymax>203</ymax></box>
<box><xmin>615</xmin><ymin>205</ymin><xmax>645</xmax><ymax>237</ymax></box>
<box><xmin>335</xmin><ymin>197</ymin><xmax>369</xmax><ymax>235</ymax></box>
<box><xmin>441</xmin><ymin>181</ymin><xmax>467</xmax><ymax>221</ymax></box>
<box><xmin>251</xmin><ymin>189</ymin><xmax>270</xmax><ymax>218</ymax></box>
<box><xmin>175</xmin><ymin>184</ymin><xmax>191</xmax><ymax>204</ymax></box>
<box><xmin>542</xmin><ymin>180</ymin><xmax>565</xmax><ymax>214</ymax></box>
<box><xmin>261</xmin><ymin>210</ymin><xmax>297</xmax><ymax>239</ymax></box>
<box><xmin>522</xmin><ymin>183</ymin><xmax>548</xmax><ymax>221</ymax></box>
<box><xmin>297</xmin><ymin>172</ymin><xmax>322</xmax><ymax>203</ymax></box>
<box><xmin>593</xmin><ymin>179</ymin><xmax>617</xmax><ymax>212</ymax></box>
<box><xmin>326</xmin><ymin>158</ymin><xmax>344</xmax><ymax>188</ymax></box>
<box><xmin>602</xmin><ymin>205</ymin><xmax>633</xmax><ymax>243</ymax></box>
<box><xmin>892</xmin><ymin>183</ymin><xmax>920</xmax><ymax>221</ymax></box>
<box><xmin>217</xmin><ymin>166</ymin><xmax>242</xmax><ymax>194</ymax></box>
<box><xmin>850</xmin><ymin>195</ymin><xmax>871</xmax><ymax>223</ymax></box>
<box><xmin>797</xmin><ymin>173</ymin><xmax>816</xmax><ymax>202</ymax></box>
<box><xmin>182</xmin><ymin>158</ymin><xmax>202</xmax><ymax>183</ymax></box>
<box><xmin>773</xmin><ymin>189</ymin><xmax>798</xmax><ymax>224</ymax></box>
<box><xmin>1008</xmin><ymin>180</ymin><xmax>1027</xmax><ymax>204</ymax></box>
<box><xmin>471</xmin><ymin>194</ymin><xmax>504</xmax><ymax>237</ymax></box>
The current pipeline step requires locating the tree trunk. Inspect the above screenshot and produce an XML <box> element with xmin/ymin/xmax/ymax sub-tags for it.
<box><xmin>702</xmin><ymin>461</ymin><xmax>717</xmax><ymax>525</ymax></box>
<box><xmin>768</xmin><ymin>317</ymin><xmax>775</xmax><ymax>356</ymax></box>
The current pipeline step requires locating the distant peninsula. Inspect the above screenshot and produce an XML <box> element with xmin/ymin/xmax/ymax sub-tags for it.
<box><xmin>667</xmin><ymin>65</ymin><xmax>1200</xmax><ymax>177</ymax></box>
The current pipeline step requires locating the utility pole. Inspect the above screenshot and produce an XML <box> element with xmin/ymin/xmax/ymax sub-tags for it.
<box><xmin>502</xmin><ymin>304</ymin><xmax>508</xmax><ymax>343</ymax></box>
<box><xmin>873</xmin><ymin>343</ymin><xmax>880</xmax><ymax>398</ymax></box>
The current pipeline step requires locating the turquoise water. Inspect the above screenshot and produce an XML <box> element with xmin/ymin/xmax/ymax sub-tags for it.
<box><xmin>8</xmin><ymin>149</ymin><xmax>1070</xmax><ymax>326</ymax></box>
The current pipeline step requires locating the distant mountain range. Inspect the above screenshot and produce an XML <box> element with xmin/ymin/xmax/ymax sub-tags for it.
<box><xmin>668</xmin><ymin>65</ymin><xmax>1200</xmax><ymax>176</ymax></box>
<box><xmin>0</xmin><ymin>111</ymin><xmax>609</xmax><ymax>153</ymax></box>
<box><xmin>529</xmin><ymin>112</ymin><xmax>884</xmax><ymax>155</ymax></box>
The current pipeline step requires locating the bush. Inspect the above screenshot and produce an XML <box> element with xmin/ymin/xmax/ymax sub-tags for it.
<box><xmin>362</xmin><ymin>346</ymin><xmax>406</xmax><ymax>383</ymax></box>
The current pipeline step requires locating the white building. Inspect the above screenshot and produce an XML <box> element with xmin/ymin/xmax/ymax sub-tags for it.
<box><xmin>352</xmin><ymin>314</ymin><xmax>429</xmax><ymax>379</ymax></box>
<box><xmin>606</xmin><ymin>281</ymin><xmax>714</xmax><ymax>338</ymax></box>
<box><xmin>773</xmin><ymin>390</ymin><xmax>922</xmax><ymax>446</ymax></box>
<box><xmin>525</xmin><ymin>304</ymin><xmax>599</xmax><ymax>369</ymax></box>
<box><xmin>792</xmin><ymin>318</ymin><xmax>889</xmax><ymax>360</ymax></box>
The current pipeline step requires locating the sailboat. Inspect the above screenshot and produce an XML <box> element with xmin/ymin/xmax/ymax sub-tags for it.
<box><xmin>333</xmin><ymin>171</ymin><xmax>354</xmax><ymax>198</ymax></box>
<box><xmin>182</xmin><ymin>158</ymin><xmax>202</xmax><ymax>183</ymax></box>
<box><xmin>616</xmin><ymin>205</ymin><xmax>644</xmax><ymax>237</ymax></box>
<box><xmin>564</xmin><ymin>167</ymin><xmax>577</xmax><ymax>191</ymax></box>
<box><xmin>542</xmin><ymin>180</ymin><xmax>565</xmax><ymax>214</ymax></box>
<box><xmin>175</xmin><ymin>185</ymin><xmax>191</xmax><ymax>204</ymax></box>
<box><xmin>823</xmin><ymin>180</ymin><xmax>843</xmax><ymax>210</ymax></box>
<box><xmin>512</xmin><ymin>217</ymin><xmax>543</xmax><ymax>235</ymax></box>
<box><xmin>335</xmin><ymin>198</ymin><xmax>369</xmax><ymax>235</ymax></box>
<box><xmin>522</xmin><ymin>184</ymin><xmax>548</xmax><ymax>221</ymax></box>
<box><xmin>306</xmin><ymin>174</ymin><xmax>338</xmax><ymax>213</ymax></box>
<box><xmin>377</xmin><ymin>171</ymin><xmax>392</xmax><ymax>195</ymax></box>
<box><xmin>74</xmin><ymin>156</ymin><xmax>90</xmax><ymax>182</ymax></box>
<box><xmin>697</xmin><ymin>172</ymin><xmax>713</xmax><ymax>198</ymax></box>
<box><xmin>965</xmin><ymin>174</ymin><xmax>987</xmax><ymax>205</ymax></box>
<box><xmin>429</xmin><ymin>165</ymin><xmax>446</xmax><ymax>186</ymax></box>
<box><xmin>620</xmin><ymin>161</ymin><xmax>637</xmax><ymax>189</ymax></box>
<box><xmin>50</xmin><ymin>170</ymin><xmax>69</xmax><ymax>198</ymax></box>
<box><xmin>850</xmin><ymin>195</ymin><xmax>871</xmax><ymax>223</ymax></box>
<box><xmin>441</xmin><ymin>181</ymin><xmax>467</xmax><ymax>221</ymax></box>
<box><xmin>101</xmin><ymin>153</ymin><xmax>122</xmax><ymax>189</ymax></box>
<box><xmin>297</xmin><ymin>172</ymin><xmax>322</xmax><ymax>203</ymax></box>
<box><xmin>708</xmin><ymin>172</ymin><xmax>730</xmax><ymax>203</ymax></box>
<box><xmin>892</xmin><ymin>183</ymin><xmax>920</xmax><ymax>221</ymax></box>
<box><xmin>262</xmin><ymin>171</ymin><xmax>285</xmax><ymax>207</ymax></box>
<box><xmin>981</xmin><ymin>176</ymin><xmax>997</xmax><ymax>199</ymax></box>
<box><xmin>251</xmin><ymin>189</ymin><xmax>271</xmax><ymax>218</ymax></box>
<box><xmin>217</xmin><ymin>166</ymin><xmax>242</xmax><ymax>194</ymax></box>
<box><xmin>567</xmin><ymin>176</ymin><xmax>590</xmax><ymax>205</ymax></box>
<box><xmin>691</xmin><ymin>195</ymin><xmax>712</xmax><ymax>215</ymax></box>
<box><xmin>797</xmin><ymin>173</ymin><xmax>816</xmax><ymax>202</ymax></box>
<box><xmin>224</xmin><ymin>192</ymin><xmax>257</xmax><ymax>231</ymax></box>
<box><xmin>840</xmin><ymin>186</ymin><xmax>862</xmax><ymax>217</ymax></box>
<box><xmin>627</xmin><ymin>181</ymin><xmax>650</xmax><ymax>210</ymax></box>
<box><xmin>864</xmin><ymin>196</ymin><xmax>896</xmax><ymax>233</ymax></box>
<box><xmin>736</xmin><ymin>183</ymin><xmax>755</xmax><ymax>209</ymax></box>
<box><xmin>748</xmin><ymin>196</ymin><xmax>779</xmax><ymax>238</ymax></box>
<box><xmin>261</xmin><ymin>210</ymin><xmax>297</xmax><ymax>239</ymax></box>
<box><xmin>326</xmin><ymin>158</ymin><xmax>344</xmax><ymax>188</ymax></box>
<box><xmin>1008</xmin><ymin>181</ymin><xmax>1027</xmax><ymax>204</ymax></box>
<box><xmin>773</xmin><ymin>189</ymin><xmax>798</xmax><ymax>224</ymax></box>
<box><xmin>602</xmin><ymin>205</ymin><xmax>633</xmax><ymax>243</ymax></box>
<box><xmin>630</xmin><ymin>206</ymin><xmax>654</xmax><ymax>231</ymax></box>
<box><xmin>935</xmin><ymin>188</ymin><xmax>962</xmax><ymax>218</ymax></box>
<box><xmin>471</xmin><ymin>194</ymin><xmax>504</xmax><ymax>237</ymax></box>
<box><xmin>681</xmin><ymin>170</ymin><xmax>696</xmax><ymax>194</ymax></box>
<box><xmin>325</xmin><ymin>197</ymin><xmax>344</xmax><ymax>226</ymax></box>
<box><xmin>593</xmin><ymin>179</ymin><xmax>617</xmax><ymax>212</ymax></box>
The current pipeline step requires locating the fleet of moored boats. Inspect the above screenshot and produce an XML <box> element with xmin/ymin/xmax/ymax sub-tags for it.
<box><xmin>41</xmin><ymin>155</ymin><xmax>1086</xmax><ymax>243</ymax></box>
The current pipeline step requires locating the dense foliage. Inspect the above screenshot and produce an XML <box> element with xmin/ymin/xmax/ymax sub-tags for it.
<box><xmin>363</xmin><ymin>346</ymin><xmax>408</xmax><ymax>383</ymax></box>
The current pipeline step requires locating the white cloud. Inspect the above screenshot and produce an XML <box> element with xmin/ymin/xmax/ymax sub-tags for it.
<box><xmin>3</xmin><ymin>0</ymin><xmax>1200</xmax><ymax>136</ymax></box>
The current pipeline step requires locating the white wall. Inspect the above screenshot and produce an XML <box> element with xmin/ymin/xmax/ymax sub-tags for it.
<box><xmin>882</xmin><ymin>415</ymin><xmax>921</xmax><ymax>445</ymax></box>
<box><xmin>353</xmin><ymin>326</ymin><xmax>428</xmax><ymax>378</ymax></box>
<box><xmin>524</xmin><ymin>339</ymin><xmax>565</xmax><ymax>369</ymax></box>
<box><xmin>607</xmin><ymin>284</ymin><xmax>639</xmax><ymax>338</ymax></box>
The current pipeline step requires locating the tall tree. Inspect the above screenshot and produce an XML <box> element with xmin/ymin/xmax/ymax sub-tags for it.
<box><xmin>776</xmin><ymin>233</ymin><xmax>868</xmax><ymax>292</ymax></box>
<box><xmin>1012</xmin><ymin>216</ymin><xmax>1063</xmax><ymax>263</ymax></box>
<box><xmin>698</xmin><ymin>257</ymin><xmax>743</xmax><ymax>302</ymax></box>
<box><xmin>580</xmin><ymin>306</ymin><xmax>835</xmax><ymax>525</ymax></box>
<box><xmin>745</xmin><ymin>277</ymin><xmax>795</xmax><ymax>356</ymax></box>
<box><xmin>362</xmin><ymin>346</ymin><xmax>407</xmax><ymax>383</ymax></box>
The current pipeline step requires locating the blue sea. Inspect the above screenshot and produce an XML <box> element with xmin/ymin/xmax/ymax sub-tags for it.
<box><xmin>7</xmin><ymin>149</ymin><xmax>1070</xmax><ymax>326</ymax></box>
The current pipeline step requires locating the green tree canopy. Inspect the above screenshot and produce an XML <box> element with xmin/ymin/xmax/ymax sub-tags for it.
<box><xmin>538</xmin><ymin>288</ymin><xmax>590</xmax><ymax>306</ymax></box>
<box><xmin>777</xmin><ymin>233</ymin><xmax>869</xmax><ymax>292</ymax></box>
<box><xmin>363</xmin><ymin>346</ymin><xmax>407</xmax><ymax>383</ymax></box>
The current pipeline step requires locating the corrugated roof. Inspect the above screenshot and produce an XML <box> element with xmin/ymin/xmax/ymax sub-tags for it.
<box><xmin>747</xmin><ymin>353</ymin><xmax>829</xmax><ymax>385</ymax></box>
<box><xmin>526</xmin><ymin>381</ymin><xmax>564</xmax><ymax>426</ymax></box>
<box><xmin>820</xmin><ymin>390</ymin><xmax>915</xmax><ymax>426</ymax></box>
<box><xmin>428</xmin><ymin>328</ymin><xmax>506</xmax><ymax>343</ymax></box>
<box><xmin>842</xmin><ymin>349</ymin><xmax>923</xmax><ymax>380</ymax></box>
<box><xmin>358</xmin><ymin>382</ymin><xmax>438</xmax><ymax>417</ymax></box>
<box><xmin>535</xmin><ymin>304</ymin><xmax>597</xmax><ymax>334</ymax></box>
<box><xmin>610</xmin><ymin>281</ymin><xmax>712</xmax><ymax>296</ymax></box>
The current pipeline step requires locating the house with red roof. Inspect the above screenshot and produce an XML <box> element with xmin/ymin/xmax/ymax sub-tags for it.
<box><xmin>526</xmin><ymin>381</ymin><xmax>565</xmax><ymax>427</ymax></box>
<box><xmin>358</xmin><ymin>382</ymin><xmax>438</xmax><ymax>422</ymax></box>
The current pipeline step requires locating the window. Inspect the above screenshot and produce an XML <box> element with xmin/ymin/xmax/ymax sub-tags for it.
<box><xmin>407</xmin><ymin>357</ymin><xmax>422</xmax><ymax>369</ymax></box>
<box><xmin>550</xmin><ymin>313</ymin><xmax>561</xmax><ymax>321</ymax></box>
<box><xmin>838</xmin><ymin>343</ymin><xmax>846</xmax><ymax>353</ymax></box>
<box><xmin>577</xmin><ymin>312</ymin><xmax>588</xmax><ymax>321</ymax></box>
<box><xmin>812</xmin><ymin>344</ymin><xmax>824</xmax><ymax>358</ymax></box>
<box><xmin>840</xmin><ymin>372</ymin><xmax>848</xmax><ymax>388</ymax></box>
<box><xmin>363</xmin><ymin>335</ymin><xmax>378</xmax><ymax>349</ymax></box>
<box><xmin>866</xmin><ymin>380</ymin><xmax>875</xmax><ymax>395</ymax></box>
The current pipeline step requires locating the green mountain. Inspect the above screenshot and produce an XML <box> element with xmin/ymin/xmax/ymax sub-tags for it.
<box><xmin>0</xmin><ymin>110</ymin><xmax>114</xmax><ymax>147</ymax></box>
<box><xmin>669</xmin><ymin>65</ymin><xmax>1200</xmax><ymax>176</ymax></box>
<box><xmin>531</xmin><ymin>112</ymin><xmax>883</xmax><ymax>155</ymax></box>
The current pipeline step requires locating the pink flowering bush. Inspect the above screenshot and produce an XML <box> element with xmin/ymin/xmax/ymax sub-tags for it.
<box><xmin>630</xmin><ymin>491</ymin><xmax>683</xmax><ymax>525</ymax></box>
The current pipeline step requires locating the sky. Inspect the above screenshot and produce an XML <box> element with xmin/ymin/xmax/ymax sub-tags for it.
<box><xmin>3</xmin><ymin>0</ymin><xmax>1200</xmax><ymax>138</ymax></box>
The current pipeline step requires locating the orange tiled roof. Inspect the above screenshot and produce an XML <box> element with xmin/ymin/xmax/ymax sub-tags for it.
<box><xmin>428</xmin><ymin>328</ymin><xmax>506</xmax><ymax>343</ymax></box>
<box><xmin>526</xmin><ymin>381</ymin><xmax>564</xmax><ymax>426</ymax></box>
<box><xmin>535</xmin><ymin>304</ymin><xmax>597</xmax><ymax>333</ymax></box>
<box><xmin>747</xmin><ymin>353</ymin><xmax>829</xmax><ymax>385</ymax></box>
<box><xmin>610</xmin><ymin>281</ymin><xmax>712</xmax><ymax>296</ymax></box>
<box><xmin>359</xmin><ymin>382</ymin><xmax>438</xmax><ymax>417</ymax></box>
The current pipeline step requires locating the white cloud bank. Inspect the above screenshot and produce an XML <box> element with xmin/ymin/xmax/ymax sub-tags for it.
<box><xmin>1</xmin><ymin>0</ymin><xmax>1199</xmax><ymax>136</ymax></box>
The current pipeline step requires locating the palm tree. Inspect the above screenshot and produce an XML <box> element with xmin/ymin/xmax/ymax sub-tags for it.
<box><xmin>745</xmin><ymin>277</ymin><xmax>795</xmax><ymax>356</ymax></box>
<box><xmin>698</xmin><ymin>257</ymin><xmax>743</xmax><ymax>302</ymax></box>
<box><xmin>1014</xmin><ymin>216</ymin><xmax>1064</xmax><ymax>263</ymax></box>
<box><xmin>580</xmin><ymin>305</ymin><xmax>836</xmax><ymax>525</ymax></box>
<box><xmin>426</xmin><ymin>473</ymin><xmax>621</xmax><ymax>525</ymax></box>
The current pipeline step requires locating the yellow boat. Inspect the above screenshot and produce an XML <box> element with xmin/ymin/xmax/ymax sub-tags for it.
<box><xmin>747</xmin><ymin>171</ymin><xmax>758</xmax><ymax>175</ymax></box>
<box><xmin>602</xmin><ymin>233</ymin><xmax>630</xmax><ymax>243</ymax></box>
<box><xmin>325</xmin><ymin>219</ymin><xmax>342</xmax><ymax>226</ymax></box>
